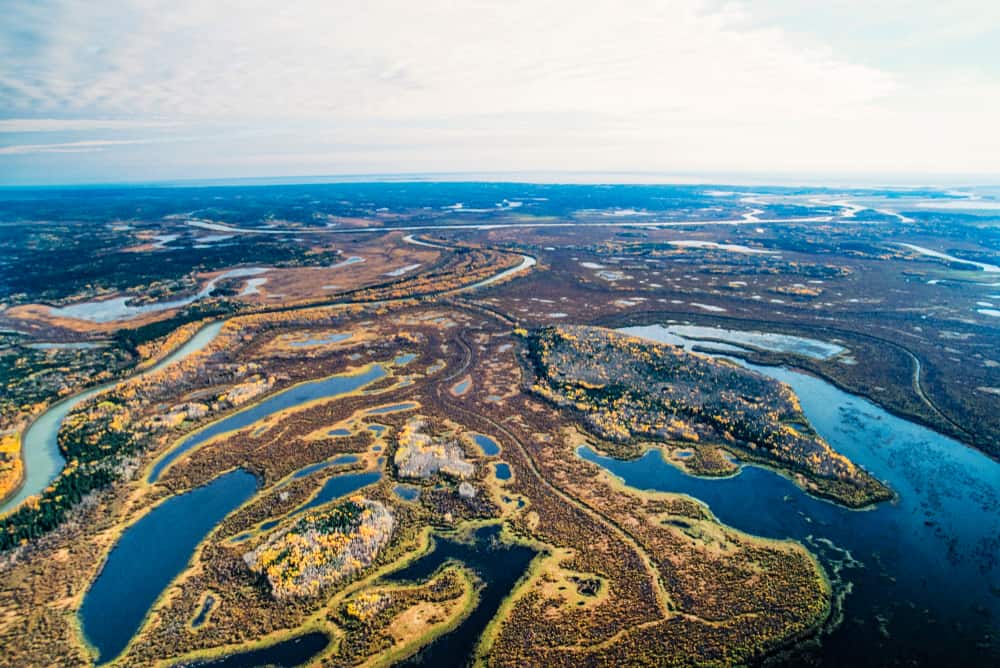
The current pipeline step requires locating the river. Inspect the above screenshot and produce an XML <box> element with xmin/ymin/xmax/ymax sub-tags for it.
<box><xmin>580</xmin><ymin>332</ymin><xmax>1000</xmax><ymax>665</ymax></box>
<box><xmin>0</xmin><ymin>321</ymin><xmax>225</xmax><ymax>515</ymax></box>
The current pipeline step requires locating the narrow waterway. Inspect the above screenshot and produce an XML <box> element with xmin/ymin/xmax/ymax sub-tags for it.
<box><xmin>383</xmin><ymin>525</ymin><xmax>538</xmax><ymax>666</ymax></box>
<box><xmin>148</xmin><ymin>364</ymin><xmax>387</xmax><ymax>482</ymax></box>
<box><xmin>182</xmin><ymin>632</ymin><xmax>330</xmax><ymax>668</ymax></box>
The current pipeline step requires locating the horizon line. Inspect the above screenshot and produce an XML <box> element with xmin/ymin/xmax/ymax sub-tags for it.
<box><xmin>1</xmin><ymin>170</ymin><xmax>998</xmax><ymax>191</ymax></box>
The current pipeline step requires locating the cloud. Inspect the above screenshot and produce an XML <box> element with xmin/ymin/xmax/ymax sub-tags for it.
<box><xmin>0</xmin><ymin>118</ymin><xmax>179</xmax><ymax>132</ymax></box>
<box><xmin>0</xmin><ymin>0</ymin><xmax>895</xmax><ymax>121</ymax></box>
<box><xmin>0</xmin><ymin>138</ymin><xmax>168</xmax><ymax>154</ymax></box>
<box><xmin>0</xmin><ymin>0</ymin><xmax>997</xmax><ymax>180</ymax></box>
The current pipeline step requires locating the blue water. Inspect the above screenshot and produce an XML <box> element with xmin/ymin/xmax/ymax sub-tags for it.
<box><xmin>394</xmin><ymin>484</ymin><xmax>421</xmax><ymax>501</ymax></box>
<box><xmin>148</xmin><ymin>365</ymin><xmax>386</xmax><ymax>482</ymax></box>
<box><xmin>366</xmin><ymin>402</ymin><xmax>417</xmax><ymax>415</ymax></box>
<box><xmin>580</xmin><ymin>358</ymin><xmax>1000</xmax><ymax>665</ymax></box>
<box><xmin>452</xmin><ymin>379</ymin><xmax>471</xmax><ymax>395</ymax></box>
<box><xmin>394</xmin><ymin>353</ymin><xmax>417</xmax><ymax>365</ymax></box>
<box><xmin>79</xmin><ymin>469</ymin><xmax>258</xmax><ymax>664</ymax></box>
<box><xmin>293</xmin><ymin>471</ymin><xmax>382</xmax><ymax>517</ymax></box>
<box><xmin>494</xmin><ymin>463</ymin><xmax>511</xmax><ymax>480</ymax></box>
<box><xmin>290</xmin><ymin>454</ymin><xmax>358</xmax><ymax>480</ymax></box>
<box><xmin>1</xmin><ymin>321</ymin><xmax>224</xmax><ymax>515</ymax></box>
<box><xmin>191</xmin><ymin>595</ymin><xmax>216</xmax><ymax>628</ymax></box>
<box><xmin>287</xmin><ymin>333</ymin><xmax>351</xmax><ymax>347</ymax></box>
<box><xmin>472</xmin><ymin>434</ymin><xmax>500</xmax><ymax>456</ymax></box>
<box><xmin>327</xmin><ymin>428</ymin><xmax>352</xmax><ymax>436</ymax></box>
<box><xmin>384</xmin><ymin>525</ymin><xmax>537</xmax><ymax>666</ymax></box>
<box><xmin>189</xmin><ymin>631</ymin><xmax>329</xmax><ymax>668</ymax></box>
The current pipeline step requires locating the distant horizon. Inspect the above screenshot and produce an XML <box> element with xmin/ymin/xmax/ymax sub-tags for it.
<box><xmin>2</xmin><ymin>170</ymin><xmax>999</xmax><ymax>191</ymax></box>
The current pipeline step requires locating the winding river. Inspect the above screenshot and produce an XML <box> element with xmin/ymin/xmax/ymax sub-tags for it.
<box><xmin>582</xmin><ymin>332</ymin><xmax>1000</xmax><ymax>665</ymax></box>
<box><xmin>0</xmin><ymin>321</ymin><xmax>225</xmax><ymax>515</ymax></box>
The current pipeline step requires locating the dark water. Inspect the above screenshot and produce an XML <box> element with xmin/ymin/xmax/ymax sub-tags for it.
<box><xmin>494</xmin><ymin>463</ymin><xmax>511</xmax><ymax>480</ymax></box>
<box><xmin>366</xmin><ymin>402</ymin><xmax>418</xmax><ymax>415</ymax></box>
<box><xmin>148</xmin><ymin>365</ymin><xmax>386</xmax><ymax>482</ymax></box>
<box><xmin>258</xmin><ymin>470</ymin><xmax>383</xmax><ymax>532</ymax></box>
<box><xmin>80</xmin><ymin>469</ymin><xmax>258</xmax><ymax>664</ymax></box>
<box><xmin>383</xmin><ymin>525</ymin><xmax>538</xmax><ymax>666</ymax></box>
<box><xmin>394</xmin><ymin>484</ymin><xmax>421</xmax><ymax>501</ymax></box>
<box><xmin>580</xmin><ymin>359</ymin><xmax>1000</xmax><ymax>666</ymax></box>
<box><xmin>183</xmin><ymin>631</ymin><xmax>330</xmax><ymax>668</ymax></box>
<box><xmin>294</xmin><ymin>470</ymin><xmax>382</xmax><ymax>516</ymax></box>
<box><xmin>289</xmin><ymin>454</ymin><xmax>358</xmax><ymax>480</ymax></box>
<box><xmin>191</xmin><ymin>595</ymin><xmax>215</xmax><ymax>628</ymax></box>
<box><xmin>472</xmin><ymin>434</ymin><xmax>500</xmax><ymax>456</ymax></box>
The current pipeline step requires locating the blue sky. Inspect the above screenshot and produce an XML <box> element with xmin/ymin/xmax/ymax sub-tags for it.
<box><xmin>2</xmin><ymin>1</ymin><xmax>999</xmax><ymax>185</ymax></box>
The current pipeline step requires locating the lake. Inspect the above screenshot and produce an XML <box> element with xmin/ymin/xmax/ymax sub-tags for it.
<box><xmin>383</xmin><ymin>525</ymin><xmax>537</xmax><ymax>666</ymax></box>
<box><xmin>79</xmin><ymin>469</ymin><xmax>258</xmax><ymax>664</ymax></box>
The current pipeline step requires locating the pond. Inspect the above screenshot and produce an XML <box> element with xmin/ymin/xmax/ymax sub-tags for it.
<box><xmin>1</xmin><ymin>321</ymin><xmax>225</xmax><ymax>514</ymax></box>
<box><xmin>292</xmin><ymin>470</ymin><xmax>382</xmax><ymax>517</ymax></box>
<box><xmin>494</xmin><ymin>463</ymin><xmax>511</xmax><ymax>480</ymax></box>
<box><xmin>185</xmin><ymin>631</ymin><xmax>330</xmax><ymax>668</ymax></box>
<box><xmin>582</xmin><ymin>342</ymin><xmax>1000</xmax><ymax>666</ymax></box>
<box><xmin>393</xmin><ymin>484</ymin><xmax>421</xmax><ymax>501</ymax></box>
<box><xmin>148</xmin><ymin>364</ymin><xmax>387</xmax><ymax>482</ymax></box>
<box><xmin>471</xmin><ymin>434</ymin><xmax>500</xmax><ymax>456</ymax></box>
<box><xmin>668</xmin><ymin>240</ymin><xmax>777</xmax><ymax>255</ymax></box>
<box><xmin>383</xmin><ymin>525</ymin><xmax>537</xmax><ymax>666</ymax></box>
<box><xmin>365</xmin><ymin>402</ymin><xmax>417</xmax><ymax>415</ymax></box>
<box><xmin>191</xmin><ymin>595</ymin><xmax>216</xmax><ymax>628</ymax></box>
<box><xmin>79</xmin><ymin>469</ymin><xmax>258</xmax><ymax>665</ymax></box>
<box><xmin>287</xmin><ymin>332</ymin><xmax>351</xmax><ymax>347</ymax></box>
<box><xmin>262</xmin><ymin>469</ymin><xmax>384</xmax><ymax>532</ymax></box>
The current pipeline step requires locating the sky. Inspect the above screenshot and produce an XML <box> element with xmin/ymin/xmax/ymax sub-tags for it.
<box><xmin>1</xmin><ymin>0</ymin><xmax>999</xmax><ymax>186</ymax></box>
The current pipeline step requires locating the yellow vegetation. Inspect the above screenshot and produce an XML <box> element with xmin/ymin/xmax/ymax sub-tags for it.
<box><xmin>0</xmin><ymin>431</ymin><xmax>23</xmax><ymax>503</ymax></box>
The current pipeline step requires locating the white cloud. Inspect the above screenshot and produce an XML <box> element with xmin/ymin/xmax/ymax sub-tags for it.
<box><xmin>0</xmin><ymin>0</ymin><xmax>895</xmax><ymax>120</ymax></box>
<box><xmin>0</xmin><ymin>138</ymin><xmax>167</xmax><ymax>154</ymax></box>
<box><xmin>0</xmin><ymin>119</ymin><xmax>179</xmax><ymax>132</ymax></box>
<box><xmin>0</xmin><ymin>0</ymin><xmax>998</xmax><ymax>179</ymax></box>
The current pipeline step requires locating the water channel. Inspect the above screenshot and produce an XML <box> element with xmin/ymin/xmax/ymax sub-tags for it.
<box><xmin>578</xmin><ymin>330</ymin><xmax>1000</xmax><ymax>665</ymax></box>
